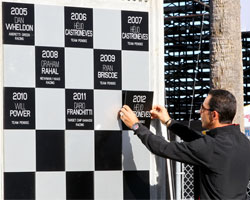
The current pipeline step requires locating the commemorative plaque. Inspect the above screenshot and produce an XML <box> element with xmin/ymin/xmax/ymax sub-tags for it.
<box><xmin>122</xmin><ymin>91</ymin><xmax>153</xmax><ymax>129</ymax></box>
<box><xmin>65</xmin><ymin>7</ymin><xmax>93</xmax><ymax>48</ymax></box>
<box><xmin>122</xmin><ymin>11</ymin><xmax>148</xmax><ymax>51</ymax></box>
<box><xmin>36</xmin><ymin>46</ymin><xmax>65</xmax><ymax>88</ymax></box>
<box><xmin>94</xmin><ymin>49</ymin><xmax>121</xmax><ymax>90</ymax></box>
<box><xmin>4</xmin><ymin>87</ymin><xmax>35</xmax><ymax>129</ymax></box>
<box><xmin>66</xmin><ymin>89</ymin><xmax>94</xmax><ymax>130</ymax></box>
<box><xmin>3</xmin><ymin>2</ymin><xmax>34</xmax><ymax>45</ymax></box>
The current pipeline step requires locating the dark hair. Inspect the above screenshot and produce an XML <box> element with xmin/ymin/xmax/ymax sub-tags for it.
<box><xmin>208</xmin><ymin>89</ymin><xmax>236</xmax><ymax>124</ymax></box>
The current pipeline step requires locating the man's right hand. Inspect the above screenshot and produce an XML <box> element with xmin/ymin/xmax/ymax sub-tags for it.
<box><xmin>150</xmin><ymin>105</ymin><xmax>171</xmax><ymax>125</ymax></box>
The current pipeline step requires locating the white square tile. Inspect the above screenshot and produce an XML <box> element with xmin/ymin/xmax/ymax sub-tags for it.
<box><xmin>122</xmin><ymin>51</ymin><xmax>149</xmax><ymax>90</ymax></box>
<box><xmin>93</xmin><ymin>9</ymin><xmax>121</xmax><ymax>50</ymax></box>
<box><xmin>4</xmin><ymin>130</ymin><xmax>36</xmax><ymax>172</ymax></box>
<box><xmin>4</xmin><ymin>45</ymin><xmax>35</xmax><ymax>87</ymax></box>
<box><xmin>122</xmin><ymin>130</ymin><xmax>150</xmax><ymax>170</ymax></box>
<box><xmin>94</xmin><ymin>90</ymin><xmax>122</xmax><ymax>130</ymax></box>
<box><xmin>36</xmin><ymin>88</ymin><xmax>65</xmax><ymax>129</ymax></box>
<box><xmin>36</xmin><ymin>172</ymin><xmax>66</xmax><ymax>200</ymax></box>
<box><xmin>65</xmin><ymin>130</ymin><xmax>94</xmax><ymax>171</ymax></box>
<box><xmin>65</xmin><ymin>48</ymin><xmax>93</xmax><ymax>89</ymax></box>
<box><xmin>35</xmin><ymin>5</ymin><xmax>64</xmax><ymax>47</ymax></box>
<box><xmin>94</xmin><ymin>171</ymin><xmax>123</xmax><ymax>200</ymax></box>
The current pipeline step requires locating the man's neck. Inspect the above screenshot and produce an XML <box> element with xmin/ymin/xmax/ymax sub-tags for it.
<box><xmin>209</xmin><ymin>122</ymin><xmax>232</xmax><ymax>130</ymax></box>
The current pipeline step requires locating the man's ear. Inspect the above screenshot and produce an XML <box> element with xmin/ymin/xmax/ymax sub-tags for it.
<box><xmin>212</xmin><ymin>110</ymin><xmax>220</xmax><ymax>121</ymax></box>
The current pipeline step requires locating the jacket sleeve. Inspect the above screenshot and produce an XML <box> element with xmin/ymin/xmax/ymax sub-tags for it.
<box><xmin>135</xmin><ymin>124</ymin><xmax>213</xmax><ymax>167</ymax></box>
<box><xmin>168</xmin><ymin>120</ymin><xmax>203</xmax><ymax>142</ymax></box>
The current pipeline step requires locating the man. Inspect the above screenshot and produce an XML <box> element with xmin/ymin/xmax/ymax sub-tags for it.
<box><xmin>120</xmin><ymin>89</ymin><xmax>250</xmax><ymax>200</ymax></box>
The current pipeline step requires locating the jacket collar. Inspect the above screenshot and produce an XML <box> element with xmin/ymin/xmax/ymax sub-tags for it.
<box><xmin>205</xmin><ymin>124</ymin><xmax>241</xmax><ymax>137</ymax></box>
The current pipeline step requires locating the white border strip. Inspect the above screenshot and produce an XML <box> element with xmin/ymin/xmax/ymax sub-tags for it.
<box><xmin>1</xmin><ymin>0</ymin><xmax>149</xmax><ymax>11</ymax></box>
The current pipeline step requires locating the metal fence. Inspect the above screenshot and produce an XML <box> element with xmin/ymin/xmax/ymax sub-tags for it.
<box><xmin>182</xmin><ymin>164</ymin><xmax>194</xmax><ymax>199</ymax></box>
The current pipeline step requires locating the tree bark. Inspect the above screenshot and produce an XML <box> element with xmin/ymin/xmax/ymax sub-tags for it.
<box><xmin>210</xmin><ymin>0</ymin><xmax>244</xmax><ymax>131</ymax></box>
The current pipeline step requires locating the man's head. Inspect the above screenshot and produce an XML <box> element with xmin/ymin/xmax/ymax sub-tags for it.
<box><xmin>200</xmin><ymin>89</ymin><xmax>237</xmax><ymax>129</ymax></box>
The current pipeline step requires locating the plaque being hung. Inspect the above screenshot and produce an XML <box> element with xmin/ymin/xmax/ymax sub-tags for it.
<box><xmin>122</xmin><ymin>91</ymin><xmax>153</xmax><ymax>130</ymax></box>
<box><xmin>3</xmin><ymin>2</ymin><xmax>34</xmax><ymax>45</ymax></box>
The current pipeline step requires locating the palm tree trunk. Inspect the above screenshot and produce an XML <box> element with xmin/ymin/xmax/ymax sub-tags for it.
<box><xmin>210</xmin><ymin>0</ymin><xmax>244</xmax><ymax>131</ymax></box>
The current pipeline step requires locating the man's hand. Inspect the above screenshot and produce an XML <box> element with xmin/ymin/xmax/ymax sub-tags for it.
<box><xmin>150</xmin><ymin>105</ymin><xmax>170</xmax><ymax>124</ymax></box>
<box><xmin>119</xmin><ymin>105</ymin><xmax>139</xmax><ymax>129</ymax></box>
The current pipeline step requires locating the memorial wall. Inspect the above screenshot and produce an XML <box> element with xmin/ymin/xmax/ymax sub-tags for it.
<box><xmin>0</xmin><ymin>0</ymin><xmax>167</xmax><ymax>199</ymax></box>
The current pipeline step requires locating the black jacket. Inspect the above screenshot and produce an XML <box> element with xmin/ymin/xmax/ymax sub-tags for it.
<box><xmin>135</xmin><ymin>120</ymin><xmax>250</xmax><ymax>199</ymax></box>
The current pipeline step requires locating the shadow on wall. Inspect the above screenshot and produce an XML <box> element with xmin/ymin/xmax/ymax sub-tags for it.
<box><xmin>123</xmin><ymin>131</ymin><xmax>150</xmax><ymax>199</ymax></box>
<box><xmin>123</xmin><ymin>119</ymin><xmax>170</xmax><ymax>200</ymax></box>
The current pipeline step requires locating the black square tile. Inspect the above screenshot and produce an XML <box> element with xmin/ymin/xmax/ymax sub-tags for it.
<box><xmin>94</xmin><ymin>49</ymin><xmax>122</xmax><ymax>90</ymax></box>
<box><xmin>66</xmin><ymin>89</ymin><xmax>94</xmax><ymax>130</ymax></box>
<box><xmin>4</xmin><ymin>172</ymin><xmax>35</xmax><ymax>200</ymax></box>
<box><xmin>36</xmin><ymin>130</ymin><xmax>65</xmax><ymax>171</ymax></box>
<box><xmin>123</xmin><ymin>171</ymin><xmax>150</xmax><ymax>200</ymax></box>
<box><xmin>121</xmin><ymin>11</ymin><xmax>149</xmax><ymax>51</ymax></box>
<box><xmin>4</xmin><ymin>87</ymin><xmax>35</xmax><ymax>129</ymax></box>
<box><xmin>95</xmin><ymin>131</ymin><xmax>122</xmax><ymax>170</ymax></box>
<box><xmin>3</xmin><ymin>2</ymin><xmax>35</xmax><ymax>45</ymax></box>
<box><xmin>66</xmin><ymin>171</ymin><xmax>94</xmax><ymax>199</ymax></box>
<box><xmin>65</xmin><ymin>7</ymin><xmax>93</xmax><ymax>48</ymax></box>
<box><xmin>35</xmin><ymin>46</ymin><xmax>65</xmax><ymax>88</ymax></box>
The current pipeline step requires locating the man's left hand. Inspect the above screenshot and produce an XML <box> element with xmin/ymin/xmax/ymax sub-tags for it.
<box><xmin>119</xmin><ymin>105</ymin><xmax>139</xmax><ymax>129</ymax></box>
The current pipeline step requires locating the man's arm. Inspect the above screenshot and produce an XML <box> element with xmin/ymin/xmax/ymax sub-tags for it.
<box><xmin>134</xmin><ymin>123</ymin><xmax>211</xmax><ymax>167</ymax></box>
<box><xmin>120</xmin><ymin>104</ymin><xmax>202</xmax><ymax>142</ymax></box>
<box><xmin>167</xmin><ymin>120</ymin><xmax>203</xmax><ymax>142</ymax></box>
<box><xmin>119</xmin><ymin>105</ymin><xmax>212</xmax><ymax>166</ymax></box>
